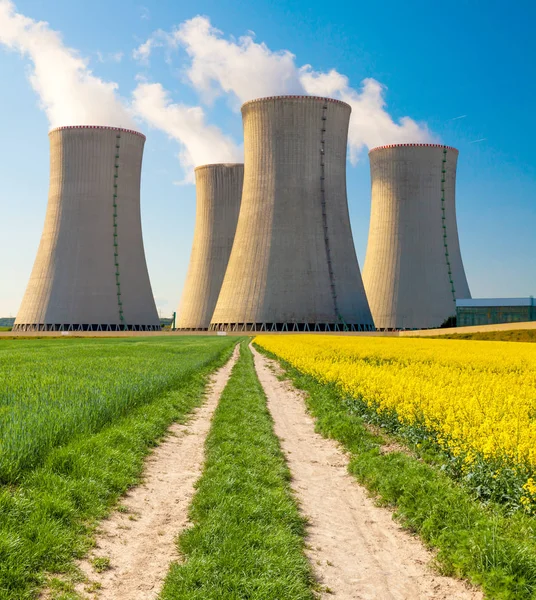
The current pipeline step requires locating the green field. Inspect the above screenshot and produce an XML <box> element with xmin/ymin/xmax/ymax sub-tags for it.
<box><xmin>161</xmin><ymin>342</ymin><xmax>313</xmax><ymax>599</ymax></box>
<box><xmin>5</xmin><ymin>332</ymin><xmax>536</xmax><ymax>600</ymax></box>
<box><xmin>255</xmin><ymin>341</ymin><xmax>536</xmax><ymax>599</ymax></box>
<box><xmin>0</xmin><ymin>336</ymin><xmax>236</xmax><ymax>598</ymax></box>
<box><xmin>434</xmin><ymin>328</ymin><xmax>536</xmax><ymax>343</ymax></box>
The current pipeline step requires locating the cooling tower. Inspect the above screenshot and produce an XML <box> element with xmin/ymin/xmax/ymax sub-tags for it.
<box><xmin>210</xmin><ymin>95</ymin><xmax>374</xmax><ymax>332</ymax></box>
<box><xmin>362</xmin><ymin>143</ymin><xmax>471</xmax><ymax>330</ymax></box>
<box><xmin>175</xmin><ymin>163</ymin><xmax>244</xmax><ymax>330</ymax></box>
<box><xmin>14</xmin><ymin>125</ymin><xmax>160</xmax><ymax>331</ymax></box>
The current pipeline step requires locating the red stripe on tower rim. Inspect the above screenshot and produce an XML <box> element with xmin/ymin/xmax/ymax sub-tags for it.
<box><xmin>241</xmin><ymin>95</ymin><xmax>350</xmax><ymax>110</ymax></box>
<box><xmin>194</xmin><ymin>163</ymin><xmax>244</xmax><ymax>171</ymax></box>
<box><xmin>49</xmin><ymin>125</ymin><xmax>146</xmax><ymax>139</ymax></box>
<box><xmin>369</xmin><ymin>143</ymin><xmax>458</xmax><ymax>154</ymax></box>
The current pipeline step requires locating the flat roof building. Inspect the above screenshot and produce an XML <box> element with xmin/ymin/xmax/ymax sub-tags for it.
<box><xmin>456</xmin><ymin>298</ymin><xmax>536</xmax><ymax>327</ymax></box>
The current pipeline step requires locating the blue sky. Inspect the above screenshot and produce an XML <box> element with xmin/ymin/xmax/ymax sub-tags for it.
<box><xmin>0</xmin><ymin>0</ymin><xmax>535</xmax><ymax>317</ymax></box>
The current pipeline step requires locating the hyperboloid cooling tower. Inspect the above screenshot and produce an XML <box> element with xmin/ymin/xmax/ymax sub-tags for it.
<box><xmin>14</xmin><ymin>125</ymin><xmax>160</xmax><ymax>332</ymax></box>
<box><xmin>210</xmin><ymin>95</ymin><xmax>374</xmax><ymax>332</ymax></box>
<box><xmin>175</xmin><ymin>163</ymin><xmax>244</xmax><ymax>330</ymax></box>
<box><xmin>362</xmin><ymin>143</ymin><xmax>471</xmax><ymax>330</ymax></box>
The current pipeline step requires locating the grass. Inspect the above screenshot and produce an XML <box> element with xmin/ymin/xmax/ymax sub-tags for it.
<box><xmin>431</xmin><ymin>329</ymin><xmax>536</xmax><ymax>343</ymax></box>
<box><xmin>0</xmin><ymin>336</ymin><xmax>236</xmax><ymax>599</ymax></box>
<box><xmin>160</xmin><ymin>342</ymin><xmax>314</xmax><ymax>600</ymax></box>
<box><xmin>90</xmin><ymin>557</ymin><xmax>111</xmax><ymax>573</ymax></box>
<box><xmin>255</xmin><ymin>343</ymin><xmax>536</xmax><ymax>600</ymax></box>
<box><xmin>0</xmin><ymin>337</ymin><xmax>234</xmax><ymax>482</ymax></box>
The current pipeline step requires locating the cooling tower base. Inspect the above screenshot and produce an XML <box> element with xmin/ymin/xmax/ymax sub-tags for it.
<box><xmin>209</xmin><ymin>322</ymin><xmax>375</xmax><ymax>332</ymax></box>
<box><xmin>13</xmin><ymin>323</ymin><xmax>162</xmax><ymax>332</ymax></box>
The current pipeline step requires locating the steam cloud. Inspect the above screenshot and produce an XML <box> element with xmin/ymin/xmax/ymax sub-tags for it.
<box><xmin>0</xmin><ymin>1</ymin><xmax>241</xmax><ymax>177</ymax></box>
<box><xmin>1</xmin><ymin>1</ymin><xmax>436</xmax><ymax>177</ymax></box>
<box><xmin>0</xmin><ymin>0</ymin><xmax>134</xmax><ymax>129</ymax></box>
<box><xmin>138</xmin><ymin>16</ymin><xmax>435</xmax><ymax>161</ymax></box>
<box><xmin>173</xmin><ymin>17</ymin><xmax>304</xmax><ymax>104</ymax></box>
<box><xmin>132</xmin><ymin>81</ymin><xmax>242</xmax><ymax>180</ymax></box>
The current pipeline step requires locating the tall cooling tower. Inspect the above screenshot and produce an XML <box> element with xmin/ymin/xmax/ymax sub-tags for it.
<box><xmin>363</xmin><ymin>143</ymin><xmax>471</xmax><ymax>330</ymax></box>
<box><xmin>14</xmin><ymin>125</ymin><xmax>160</xmax><ymax>332</ymax></box>
<box><xmin>210</xmin><ymin>95</ymin><xmax>374</xmax><ymax>332</ymax></box>
<box><xmin>175</xmin><ymin>163</ymin><xmax>244</xmax><ymax>330</ymax></box>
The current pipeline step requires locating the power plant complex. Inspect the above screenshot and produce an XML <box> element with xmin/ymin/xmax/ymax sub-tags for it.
<box><xmin>13</xmin><ymin>99</ymin><xmax>474</xmax><ymax>333</ymax></box>
<box><xmin>210</xmin><ymin>96</ymin><xmax>374</xmax><ymax>332</ymax></box>
<box><xmin>175</xmin><ymin>163</ymin><xmax>244</xmax><ymax>330</ymax></box>
<box><xmin>14</xmin><ymin>126</ymin><xmax>160</xmax><ymax>331</ymax></box>
<box><xmin>363</xmin><ymin>144</ymin><xmax>471</xmax><ymax>329</ymax></box>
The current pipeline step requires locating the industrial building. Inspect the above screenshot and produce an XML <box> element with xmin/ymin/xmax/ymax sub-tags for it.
<box><xmin>210</xmin><ymin>95</ymin><xmax>374</xmax><ymax>332</ymax></box>
<box><xmin>175</xmin><ymin>163</ymin><xmax>244</xmax><ymax>330</ymax></box>
<box><xmin>14</xmin><ymin>125</ymin><xmax>160</xmax><ymax>331</ymax></box>
<box><xmin>456</xmin><ymin>298</ymin><xmax>536</xmax><ymax>327</ymax></box>
<box><xmin>362</xmin><ymin>143</ymin><xmax>471</xmax><ymax>330</ymax></box>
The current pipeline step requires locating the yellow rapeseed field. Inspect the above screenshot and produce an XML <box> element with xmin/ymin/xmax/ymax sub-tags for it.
<box><xmin>255</xmin><ymin>335</ymin><xmax>536</xmax><ymax>504</ymax></box>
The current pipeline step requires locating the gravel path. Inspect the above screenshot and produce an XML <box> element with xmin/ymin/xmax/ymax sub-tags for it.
<box><xmin>251</xmin><ymin>344</ymin><xmax>482</xmax><ymax>600</ymax></box>
<box><xmin>74</xmin><ymin>345</ymin><xmax>240</xmax><ymax>599</ymax></box>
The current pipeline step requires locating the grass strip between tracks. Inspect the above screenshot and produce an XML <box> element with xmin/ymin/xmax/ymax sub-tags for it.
<box><xmin>254</xmin><ymin>343</ymin><xmax>536</xmax><ymax>600</ymax></box>
<box><xmin>0</xmin><ymin>340</ymin><xmax>236</xmax><ymax>600</ymax></box>
<box><xmin>160</xmin><ymin>342</ymin><xmax>314</xmax><ymax>600</ymax></box>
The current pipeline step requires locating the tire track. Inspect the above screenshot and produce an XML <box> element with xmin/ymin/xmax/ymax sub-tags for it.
<box><xmin>251</xmin><ymin>344</ymin><xmax>481</xmax><ymax>600</ymax></box>
<box><xmin>74</xmin><ymin>344</ymin><xmax>240</xmax><ymax>599</ymax></box>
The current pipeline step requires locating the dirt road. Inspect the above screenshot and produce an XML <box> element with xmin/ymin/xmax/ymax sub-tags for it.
<box><xmin>251</xmin><ymin>344</ymin><xmax>481</xmax><ymax>600</ymax></box>
<box><xmin>74</xmin><ymin>345</ymin><xmax>240</xmax><ymax>599</ymax></box>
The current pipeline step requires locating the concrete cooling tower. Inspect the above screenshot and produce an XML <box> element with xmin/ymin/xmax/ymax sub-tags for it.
<box><xmin>210</xmin><ymin>95</ymin><xmax>374</xmax><ymax>332</ymax></box>
<box><xmin>14</xmin><ymin>125</ymin><xmax>160</xmax><ymax>332</ymax></box>
<box><xmin>175</xmin><ymin>163</ymin><xmax>244</xmax><ymax>330</ymax></box>
<box><xmin>362</xmin><ymin>143</ymin><xmax>471</xmax><ymax>330</ymax></box>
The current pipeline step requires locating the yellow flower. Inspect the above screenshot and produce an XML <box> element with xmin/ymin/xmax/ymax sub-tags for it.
<box><xmin>255</xmin><ymin>334</ymin><xmax>536</xmax><ymax>472</ymax></box>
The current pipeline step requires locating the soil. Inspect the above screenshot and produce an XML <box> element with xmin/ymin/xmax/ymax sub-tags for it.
<box><xmin>73</xmin><ymin>345</ymin><xmax>240</xmax><ymax>599</ymax></box>
<box><xmin>251</xmin><ymin>344</ymin><xmax>482</xmax><ymax>600</ymax></box>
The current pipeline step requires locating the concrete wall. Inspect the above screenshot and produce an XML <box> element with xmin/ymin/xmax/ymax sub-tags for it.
<box><xmin>176</xmin><ymin>164</ymin><xmax>243</xmax><ymax>330</ymax></box>
<box><xmin>14</xmin><ymin>126</ymin><xmax>160</xmax><ymax>331</ymax></box>
<box><xmin>4</xmin><ymin>320</ymin><xmax>536</xmax><ymax>339</ymax></box>
<box><xmin>210</xmin><ymin>95</ymin><xmax>373</xmax><ymax>331</ymax></box>
<box><xmin>363</xmin><ymin>144</ymin><xmax>471</xmax><ymax>330</ymax></box>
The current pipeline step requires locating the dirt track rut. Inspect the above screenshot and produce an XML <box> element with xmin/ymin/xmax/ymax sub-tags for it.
<box><xmin>74</xmin><ymin>345</ymin><xmax>239</xmax><ymax>599</ymax></box>
<box><xmin>251</xmin><ymin>344</ymin><xmax>481</xmax><ymax>600</ymax></box>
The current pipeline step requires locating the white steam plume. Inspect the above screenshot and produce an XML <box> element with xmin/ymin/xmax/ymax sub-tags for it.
<box><xmin>146</xmin><ymin>16</ymin><xmax>435</xmax><ymax>160</ymax></box>
<box><xmin>132</xmin><ymin>81</ymin><xmax>242</xmax><ymax>181</ymax></box>
<box><xmin>0</xmin><ymin>2</ymin><xmax>242</xmax><ymax>179</ymax></box>
<box><xmin>173</xmin><ymin>17</ymin><xmax>303</xmax><ymax>104</ymax></box>
<box><xmin>0</xmin><ymin>0</ymin><xmax>135</xmax><ymax>128</ymax></box>
<box><xmin>301</xmin><ymin>69</ymin><xmax>436</xmax><ymax>161</ymax></box>
<box><xmin>0</xmin><ymin>0</ymin><xmax>134</xmax><ymax>129</ymax></box>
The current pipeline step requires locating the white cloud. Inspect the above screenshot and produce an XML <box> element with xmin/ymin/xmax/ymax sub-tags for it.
<box><xmin>139</xmin><ymin>6</ymin><xmax>150</xmax><ymax>21</ymax></box>
<box><xmin>132</xmin><ymin>38</ymin><xmax>154</xmax><ymax>64</ymax></box>
<box><xmin>96</xmin><ymin>50</ymin><xmax>124</xmax><ymax>63</ymax></box>
<box><xmin>132</xmin><ymin>30</ymin><xmax>168</xmax><ymax>64</ymax></box>
<box><xmin>299</xmin><ymin>67</ymin><xmax>348</xmax><ymax>97</ymax></box>
<box><xmin>175</xmin><ymin>16</ymin><xmax>302</xmax><ymax>104</ymax></box>
<box><xmin>0</xmin><ymin>1</ymin><xmax>435</xmax><ymax>181</ymax></box>
<box><xmin>0</xmin><ymin>0</ymin><xmax>134</xmax><ymax>129</ymax></box>
<box><xmin>132</xmin><ymin>81</ymin><xmax>242</xmax><ymax>181</ymax></box>
<box><xmin>157</xmin><ymin>16</ymin><xmax>436</xmax><ymax>158</ymax></box>
<box><xmin>301</xmin><ymin>69</ymin><xmax>436</xmax><ymax>162</ymax></box>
